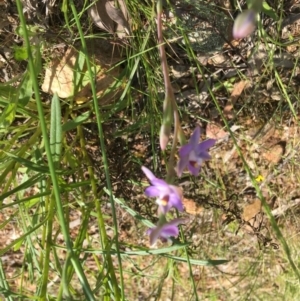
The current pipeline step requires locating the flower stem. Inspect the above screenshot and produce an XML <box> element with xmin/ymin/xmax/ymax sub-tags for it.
<box><xmin>157</xmin><ymin>0</ymin><xmax>183</xmax><ymax>182</ymax></box>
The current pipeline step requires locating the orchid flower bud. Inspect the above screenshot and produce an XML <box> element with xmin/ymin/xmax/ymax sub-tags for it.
<box><xmin>160</xmin><ymin>96</ymin><xmax>174</xmax><ymax>150</ymax></box>
<box><xmin>160</xmin><ymin>122</ymin><xmax>171</xmax><ymax>150</ymax></box>
<box><xmin>233</xmin><ymin>9</ymin><xmax>257</xmax><ymax>39</ymax></box>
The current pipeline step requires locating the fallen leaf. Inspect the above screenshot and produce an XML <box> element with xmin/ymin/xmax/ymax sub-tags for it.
<box><xmin>224</xmin><ymin>80</ymin><xmax>249</xmax><ymax>119</ymax></box>
<box><xmin>262</xmin><ymin>144</ymin><xmax>284</xmax><ymax>164</ymax></box>
<box><xmin>89</xmin><ymin>0</ymin><xmax>131</xmax><ymax>38</ymax></box>
<box><xmin>89</xmin><ymin>0</ymin><xmax>114</xmax><ymax>33</ymax></box>
<box><xmin>206</xmin><ymin>123</ymin><xmax>228</xmax><ymax>140</ymax></box>
<box><xmin>105</xmin><ymin>1</ymin><xmax>131</xmax><ymax>36</ymax></box>
<box><xmin>42</xmin><ymin>45</ymin><xmax>122</xmax><ymax>104</ymax></box>
<box><xmin>182</xmin><ymin>198</ymin><xmax>203</xmax><ymax>215</ymax></box>
<box><xmin>242</xmin><ymin>199</ymin><xmax>261</xmax><ymax>222</ymax></box>
<box><xmin>42</xmin><ymin>48</ymin><xmax>76</xmax><ymax>98</ymax></box>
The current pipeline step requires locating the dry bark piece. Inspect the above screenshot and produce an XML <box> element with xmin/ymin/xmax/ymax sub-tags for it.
<box><xmin>271</xmin><ymin>198</ymin><xmax>300</xmax><ymax>218</ymax></box>
<box><xmin>208</xmin><ymin>53</ymin><xmax>227</xmax><ymax>66</ymax></box>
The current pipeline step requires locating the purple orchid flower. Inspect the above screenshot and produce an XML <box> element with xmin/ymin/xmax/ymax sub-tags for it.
<box><xmin>142</xmin><ymin>166</ymin><xmax>184</xmax><ymax>214</ymax></box>
<box><xmin>177</xmin><ymin>126</ymin><xmax>215</xmax><ymax>177</ymax></box>
<box><xmin>147</xmin><ymin>218</ymin><xmax>186</xmax><ymax>246</ymax></box>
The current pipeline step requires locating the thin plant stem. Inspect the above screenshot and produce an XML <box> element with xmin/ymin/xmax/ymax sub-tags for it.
<box><xmin>156</xmin><ymin>1</ymin><xmax>199</xmax><ymax>299</ymax></box>
<box><xmin>156</xmin><ymin>0</ymin><xmax>183</xmax><ymax>182</ymax></box>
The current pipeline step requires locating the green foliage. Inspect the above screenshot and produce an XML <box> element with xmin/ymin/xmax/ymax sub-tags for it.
<box><xmin>0</xmin><ymin>72</ymin><xmax>32</xmax><ymax>129</ymax></box>
<box><xmin>262</xmin><ymin>1</ymin><xmax>279</xmax><ymax>21</ymax></box>
<box><xmin>13</xmin><ymin>45</ymin><xmax>28</xmax><ymax>61</ymax></box>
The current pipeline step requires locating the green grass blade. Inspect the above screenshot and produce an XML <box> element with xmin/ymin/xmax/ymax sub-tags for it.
<box><xmin>0</xmin><ymin>259</ymin><xmax>14</xmax><ymax>301</ymax></box>
<box><xmin>50</xmin><ymin>93</ymin><xmax>62</xmax><ymax>166</ymax></box>
<box><xmin>62</xmin><ymin>111</ymin><xmax>90</xmax><ymax>132</ymax></box>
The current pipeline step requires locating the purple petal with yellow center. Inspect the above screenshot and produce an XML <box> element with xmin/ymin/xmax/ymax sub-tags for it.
<box><xmin>142</xmin><ymin>166</ymin><xmax>183</xmax><ymax>213</ymax></box>
<box><xmin>156</xmin><ymin>195</ymin><xmax>169</xmax><ymax>207</ymax></box>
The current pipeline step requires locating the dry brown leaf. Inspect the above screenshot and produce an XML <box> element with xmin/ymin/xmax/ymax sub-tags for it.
<box><xmin>75</xmin><ymin>69</ymin><xmax>121</xmax><ymax>105</ymax></box>
<box><xmin>206</xmin><ymin>123</ymin><xmax>228</xmax><ymax>140</ymax></box>
<box><xmin>224</xmin><ymin>80</ymin><xmax>249</xmax><ymax>119</ymax></box>
<box><xmin>242</xmin><ymin>199</ymin><xmax>261</xmax><ymax>222</ymax></box>
<box><xmin>231</xmin><ymin>80</ymin><xmax>249</xmax><ymax>101</ymax></box>
<box><xmin>42</xmin><ymin>48</ymin><xmax>76</xmax><ymax>98</ymax></box>
<box><xmin>262</xmin><ymin>144</ymin><xmax>284</xmax><ymax>164</ymax></box>
<box><xmin>89</xmin><ymin>0</ymin><xmax>130</xmax><ymax>38</ymax></box>
<box><xmin>89</xmin><ymin>0</ymin><xmax>114</xmax><ymax>33</ymax></box>
<box><xmin>105</xmin><ymin>0</ymin><xmax>130</xmax><ymax>36</ymax></box>
<box><xmin>42</xmin><ymin>45</ymin><xmax>122</xmax><ymax>104</ymax></box>
<box><xmin>182</xmin><ymin>198</ymin><xmax>203</xmax><ymax>215</ymax></box>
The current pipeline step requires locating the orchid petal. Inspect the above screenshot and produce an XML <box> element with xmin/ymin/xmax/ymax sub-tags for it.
<box><xmin>189</xmin><ymin>126</ymin><xmax>201</xmax><ymax>147</ymax></box>
<box><xmin>179</xmin><ymin>144</ymin><xmax>193</xmax><ymax>157</ymax></box>
<box><xmin>170</xmin><ymin>185</ymin><xmax>183</xmax><ymax>199</ymax></box>
<box><xmin>145</xmin><ymin>186</ymin><xmax>160</xmax><ymax>197</ymax></box>
<box><xmin>147</xmin><ymin>218</ymin><xmax>186</xmax><ymax>246</ymax></box>
<box><xmin>151</xmin><ymin>178</ymin><xmax>170</xmax><ymax>189</ymax></box>
<box><xmin>169</xmin><ymin>194</ymin><xmax>184</xmax><ymax>211</ymax></box>
<box><xmin>148</xmin><ymin>226</ymin><xmax>163</xmax><ymax>246</ymax></box>
<box><xmin>177</xmin><ymin>155</ymin><xmax>189</xmax><ymax>177</ymax></box>
<box><xmin>142</xmin><ymin>166</ymin><xmax>156</xmax><ymax>182</ymax></box>
<box><xmin>142</xmin><ymin>166</ymin><xmax>183</xmax><ymax>213</ymax></box>
<box><xmin>160</xmin><ymin>225</ymin><xmax>179</xmax><ymax>237</ymax></box>
<box><xmin>158</xmin><ymin>203</ymin><xmax>169</xmax><ymax>215</ymax></box>
<box><xmin>188</xmin><ymin>163</ymin><xmax>200</xmax><ymax>176</ymax></box>
<box><xmin>198</xmin><ymin>152</ymin><xmax>211</xmax><ymax>160</ymax></box>
<box><xmin>197</xmin><ymin>139</ymin><xmax>216</xmax><ymax>151</ymax></box>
